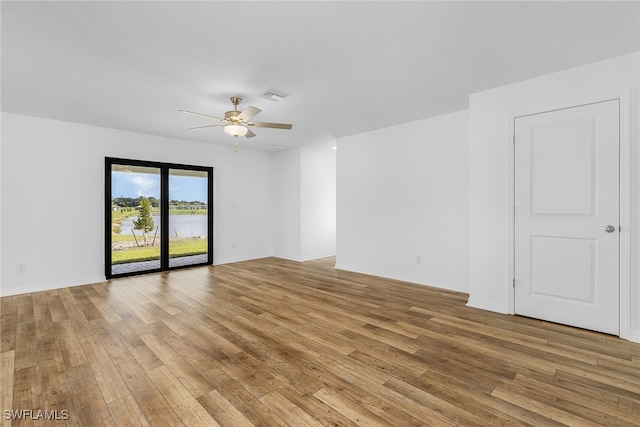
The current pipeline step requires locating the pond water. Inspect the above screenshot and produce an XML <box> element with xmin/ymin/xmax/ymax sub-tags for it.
<box><xmin>120</xmin><ymin>215</ymin><xmax>208</xmax><ymax>237</ymax></box>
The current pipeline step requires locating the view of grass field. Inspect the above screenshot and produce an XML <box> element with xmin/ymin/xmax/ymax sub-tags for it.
<box><xmin>111</xmin><ymin>238</ymin><xmax>208</xmax><ymax>264</ymax></box>
<box><xmin>111</xmin><ymin>203</ymin><xmax>208</xmax><ymax>265</ymax></box>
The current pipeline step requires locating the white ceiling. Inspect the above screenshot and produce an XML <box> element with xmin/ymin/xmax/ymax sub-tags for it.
<box><xmin>2</xmin><ymin>1</ymin><xmax>638</xmax><ymax>152</ymax></box>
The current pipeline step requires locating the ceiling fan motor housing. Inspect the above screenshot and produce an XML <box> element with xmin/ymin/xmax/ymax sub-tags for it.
<box><xmin>225</xmin><ymin>110</ymin><xmax>240</xmax><ymax>123</ymax></box>
<box><xmin>225</xmin><ymin>97</ymin><xmax>243</xmax><ymax>123</ymax></box>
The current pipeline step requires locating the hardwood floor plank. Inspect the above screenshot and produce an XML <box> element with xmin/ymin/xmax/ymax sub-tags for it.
<box><xmin>259</xmin><ymin>390</ymin><xmax>325</xmax><ymax>427</ymax></box>
<box><xmin>14</xmin><ymin>295</ymin><xmax>38</xmax><ymax>370</ymax></box>
<box><xmin>408</xmin><ymin>368</ymin><xmax>552</xmax><ymax>426</ymax></box>
<box><xmin>46</xmin><ymin>292</ymin><xmax>69</xmax><ymax>323</ymax></box>
<box><xmin>353</xmin><ymin>323</ymin><xmax>422</xmax><ymax>354</ymax></box>
<box><xmin>500</xmin><ymin>339</ymin><xmax>640</xmax><ymax>389</ymax></box>
<box><xmin>97</xmin><ymin>331</ymin><xmax>134</xmax><ymax>367</ymax></box>
<box><xmin>217</xmin><ymin>350</ymin><xmax>287</xmax><ymax>399</ymax></box>
<box><xmin>492</xmin><ymin>316</ymin><xmax>640</xmax><ymax>360</ymax></box>
<box><xmin>32</xmin><ymin>292</ymin><xmax>54</xmax><ymax>340</ymax></box>
<box><xmin>314</xmin><ymin>354</ymin><xmax>391</xmax><ymax>388</ymax></box>
<box><xmin>89</xmin><ymin>296</ymin><xmax>122</xmax><ymax>324</ymax></box>
<box><xmin>289</xmin><ymin>318</ymin><xmax>357</xmax><ymax>356</ymax></box>
<box><xmin>78</xmin><ymin>334</ymin><xmax>130</xmax><ymax>404</ymax></box>
<box><xmin>52</xmin><ymin>319</ymin><xmax>87</xmax><ymax>370</ymax></box>
<box><xmin>89</xmin><ymin>317</ymin><xmax>114</xmax><ymax>336</ymax></box>
<box><xmin>107</xmin><ymin>285</ymin><xmax>159</xmax><ymax>325</ymax></box>
<box><xmin>312</xmin><ymin>355</ymin><xmax>458</xmax><ymax>426</ymax></box>
<box><xmin>108</xmin><ymin>394</ymin><xmax>151</xmax><ymax>427</ymax></box>
<box><xmin>201</xmin><ymin>365</ymin><xmax>290</xmax><ymax>427</ymax></box>
<box><xmin>510</xmin><ymin>373</ymin><xmax>640</xmax><ymax>425</ymax></box>
<box><xmin>413</xmin><ymin>334</ymin><xmax>518</xmax><ymax>390</ymax></box>
<box><xmin>139</xmin><ymin>332</ymin><xmax>214</xmax><ymax>398</ymax></box>
<box><xmin>384</xmin><ymin>375</ymin><xmax>496</xmax><ymax>427</ymax></box>
<box><xmin>491</xmin><ymin>384</ymin><xmax>604</xmax><ymax>427</ymax></box>
<box><xmin>272</xmin><ymin>387</ymin><xmax>362</xmax><ymax>427</ymax></box>
<box><xmin>198</xmin><ymin>389</ymin><xmax>254</xmax><ymax>427</ymax></box>
<box><xmin>416</xmin><ymin>371</ymin><xmax>563</xmax><ymax>427</ymax></box>
<box><xmin>115</xmin><ymin>359</ymin><xmax>185</xmax><ymax>427</ymax></box>
<box><xmin>618</xmin><ymin>396</ymin><xmax>640</xmax><ymax>416</ymax></box>
<box><xmin>56</xmin><ymin>288</ymin><xmax>93</xmax><ymax>338</ymax></box>
<box><xmin>312</xmin><ymin>387</ymin><xmax>392</xmax><ymax>427</ymax></box>
<box><xmin>39</xmin><ymin>362</ymin><xmax>72</xmax><ymax>423</ymax></box>
<box><xmin>146</xmin><ymin>365</ymin><xmax>220</xmax><ymax>426</ymax></box>
<box><xmin>0</xmin><ymin>297</ymin><xmax>19</xmax><ymax>353</ymax></box>
<box><xmin>181</xmin><ymin>324</ymin><xmax>243</xmax><ymax>364</ymax></box>
<box><xmin>415</xmin><ymin>320</ymin><xmax>558</xmax><ymax>376</ymax></box>
<box><xmin>12</xmin><ymin>366</ymin><xmax>43</xmax><ymax>427</ymax></box>
<box><xmin>68</xmin><ymin>286</ymin><xmax>103</xmax><ymax>323</ymax></box>
<box><xmin>65</xmin><ymin>363</ymin><xmax>115</xmax><ymax>426</ymax></box>
<box><xmin>147</xmin><ymin>321</ymin><xmax>219</xmax><ymax>373</ymax></box>
<box><xmin>109</xmin><ymin>320</ymin><xmax>163</xmax><ymax>371</ymax></box>
<box><xmin>553</xmin><ymin>368</ymin><xmax>640</xmax><ymax>402</ymax></box>
<box><xmin>2</xmin><ymin>256</ymin><xmax>639</xmax><ymax>426</ymax></box>
<box><xmin>0</xmin><ymin>351</ymin><xmax>15</xmax><ymax>427</ymax></box>
<box><xmin>338</xmin><ymin>329</ymin><xmax>428</xmax><ymax>377</ymax></box>
<box><xmin>346</xmin><ymin>349</ymin><xmax>425</xmax><ymax>384</ymax></box>
<box><xmin>141</xmin><ymin>303</ymin><xmax>192</xmax><ymax>336</ymax></box>
<box><xmin>596</xmin><ymin>355</ymin><xmax>640</xmax><ymax>377</ymax></box>
<box><xmin>331</xmin><ymin>385</ymin><xmax>425</xmax><ymax>427</ymax></box>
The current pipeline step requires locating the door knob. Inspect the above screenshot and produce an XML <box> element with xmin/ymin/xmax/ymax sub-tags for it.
<box><xmin>604</xmin><ymin>225</ymin><xmax>616</xmax><ymax>233</ymax></box>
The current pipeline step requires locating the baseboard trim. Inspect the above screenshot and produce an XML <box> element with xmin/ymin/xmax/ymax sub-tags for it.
<box><xmin>300</xmin><ymin>252</ymin><xmax>336</xmax><ymax>262</ymax></box>
<box><xmin>0</xmin><ymin>275</ymin><xmax>107</xmax><ymax>297</ymax></box>
<box><xmin>213</xmin><ymin>253</ymin><xmax>273</xmax><ymax>266</ymax></box>
<box><xmin>334</xmin><ymin>263</ymin><xmax>468</xmax><ymax>294</ymax></box>
<box><xmin>628</xmin><ymin>329</ymin><xmax>640</xmax><ymax>343</ymax></box>
<box><xmin>466</xmin><ymin>297</ymin><xmax>510</xmax><ymax>314</ymax></box>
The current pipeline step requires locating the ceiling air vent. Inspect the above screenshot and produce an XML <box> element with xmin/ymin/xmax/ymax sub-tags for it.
<box><xmin>259</xmin><ymin>88</ymin><xmax>290</xmax><ymax>102</ymax></box>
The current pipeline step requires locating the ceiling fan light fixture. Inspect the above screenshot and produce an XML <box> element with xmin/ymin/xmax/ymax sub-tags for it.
<box><xmin>181</xmin><ymin>96</ymin><xmax>291</xmax><ymax>148</ymax></box>
<box><xmin>224</xmin><ymin>124</ymin><xmax>248</xmax><ymax>137</ymax></box>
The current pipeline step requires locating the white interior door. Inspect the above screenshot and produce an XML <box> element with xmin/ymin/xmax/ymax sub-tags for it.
<box><xmin>514</xmin><ymin>100</ymin><xmax>620</xmax><ymax>335</ymax></box>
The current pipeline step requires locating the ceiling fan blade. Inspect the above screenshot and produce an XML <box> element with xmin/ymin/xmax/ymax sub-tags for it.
<box><xmin>244</xmin><ymin>129</ymin><xmax>256</xmax><ymax>138</ymax></box>
<box><xmin>178</xmin><ymin>110</ymin><xmax>223</xmax><ymax>121</ymax></box>
<box><xmin>189</xmin><ymin>124</ymin><xmax>221</xmax><ymax>131</ymax></box>
<box><xmin>237</xmin><ymin>106</ymin><xmax>262</xmax><ymax>121</ymax></box>
<box><xmin>248</xmin><ymin>121</ymin><xmax>293</xmax><ymax>130</ymax></box>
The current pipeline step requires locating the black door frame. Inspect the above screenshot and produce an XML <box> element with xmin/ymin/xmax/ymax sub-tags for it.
<box><xmin>105</xmin><ymin>157</ymin><xmax>214</xmax><ymax>279</ymax></box>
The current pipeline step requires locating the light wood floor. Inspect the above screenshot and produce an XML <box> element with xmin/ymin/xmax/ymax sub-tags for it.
<box><xmin>1</xmin><ymin>257</ymin><xmax>639</xmax><ymax>426</ymax></box>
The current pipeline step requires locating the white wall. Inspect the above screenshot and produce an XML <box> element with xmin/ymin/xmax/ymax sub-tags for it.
<box><xmin>0</xmin><ymin>113</ymin><xmax>274</xmax><ymax>296</ymax></box>
<box><xmin>301</xmin><ymin>143</ymin><xmax>337</xmax><ymax>260</ymax></box>
<box><xmin>336</xmin><ymin>110</ymin><xmax>469</xmax><ymax>292</ymax></box>
<box><xmin>272</xmin><ymin>148</ymin><xmax>302</xmax><ymax>260</ymax></box>
<box><xmin>272</xmin><ymin>143</ymin><xmax>337</xmax><ymax>261</ymax></box>
<box><xmin>468</xmin><ymin>52</ymin><xmax>640</xmax><ymax>341</ymax></box>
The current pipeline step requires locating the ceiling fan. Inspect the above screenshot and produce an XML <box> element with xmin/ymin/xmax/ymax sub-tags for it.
<box><xmin>179</xmin><ymin>97</ymin><xmax>292</xmax><ymax>148</ymax></box>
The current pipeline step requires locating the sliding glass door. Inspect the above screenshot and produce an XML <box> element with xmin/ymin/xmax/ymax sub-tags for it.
<box><xmin>105</xmin><ymin>158</ymin><xmax>213</xmax><ymax>278</ymax></box>
<box><xmin>108</xmin><ymin>164</ymin><xmax>162</xmax><ymax>276</ymax></box>
<box><xmin>168</xmin><ymin>168</ymin><xmax>210</xmax><ymax>268</ymax></box>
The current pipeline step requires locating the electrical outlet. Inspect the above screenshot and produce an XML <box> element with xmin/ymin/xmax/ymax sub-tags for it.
<box><xmin>16</xmin><ymin>263</ymin><xmax>26</xmax><ymax>273</ymax></box>
<box><xmin>232</xmin><ymin>242</ymin><xmax>236</xmax><ymax>249</ymax></box>
<box><xmin>415</xmin><ymin>256</ymin><xmax>422</xmax><ymax>265</ymax></box>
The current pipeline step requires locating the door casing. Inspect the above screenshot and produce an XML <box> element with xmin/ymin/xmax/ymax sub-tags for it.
<box><xmin>105</xmin><ymin>157</ymin><xmax>214</xmax><ymax>279</ymax></box>
<box><xmin>506</xmin><ymin>92</ymin><xmax>631</xmax><ymax>340</ymax></box>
